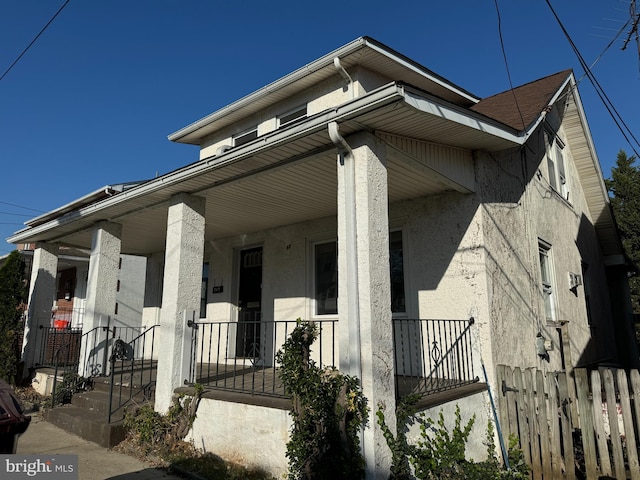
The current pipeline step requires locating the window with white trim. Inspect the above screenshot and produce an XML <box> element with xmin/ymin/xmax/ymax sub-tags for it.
<box><xmin>312</xmin><ymin>231</ymin><xmax>407</xmax><ymax>316</ymax></box>
<box><xmin>538</xmin><ymin>240</ymin><xmax>556</xmax><ymax>322</ymax></box>
<box><xmin>546</xmin><ymin>132</ymin><xmax>569</xmax><ymax>201</ymax></box>
<box><xmin>278</xmin><ymin>105</ymin><xmax>307</xmax><ymax>128</ymax></box>
<box><xmin>233</xmin><ymin>127</ymin><xmax>258</xmax><ymax>147</ymax></box>
<box><xmin>314</xmin><ymin>241</ymin><xmax>338</xmax><ymax>316</ymax></box>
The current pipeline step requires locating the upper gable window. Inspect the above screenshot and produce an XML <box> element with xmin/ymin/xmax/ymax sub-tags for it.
<box><xmin>545</xmin><ymin>132</ymin><xmax>569</xmax><ymax>202</ymax></box>
<box><xmin>233</xmin><ymin>127</ymin><xmax>258</xmax><ymax>147</ymax></box>
<box><xmin>278</xmin><ymin>105</ymin><xmax>307</xmax><ymax>128</ymax></box>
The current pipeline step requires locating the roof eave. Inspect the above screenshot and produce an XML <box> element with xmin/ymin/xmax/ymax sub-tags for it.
<box><xmin>167</xmin><ymin>37</ymin><xmax>481</xmax><ymax>145</ymax></box>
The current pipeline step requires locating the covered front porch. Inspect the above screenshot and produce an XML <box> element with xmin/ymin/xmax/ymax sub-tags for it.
<box><xmin>12</xmin><ymin>84</ymin><xmax>499</xmax><ymax>474</ymax></box>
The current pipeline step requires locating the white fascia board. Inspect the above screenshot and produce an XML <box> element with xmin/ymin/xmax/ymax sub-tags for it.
<box><xmin>401</xmin><ymin>85</ymin><xmax>524</xmax><ymax>145</ymax></box>
<box><xmin>8</xmin><ymin>83</ymin><xmax>406</xmax><ymax>244</ymax></box>
<box><xmin>168</xmin><ymin>36</ymin><xmax>480</xmax><ymax>143</ymax></box>
<box><xmin>9</xmin><ymin>82</ymin><xmax>521</xmax><ymax>244</ymax></box>
<box><xmin>364</xmin><ymin>40</ymin><xmax>479</xmax><ymax>105</ymax></box>
<box><xmin>167</xmin><ymin>37</ymin><xmax>370</xmax><ymax>143</ymax></box>
<box><xmin>24</xmin><ymin>185</ymin><xmax>118</xmax><ymax>227</ymax></box>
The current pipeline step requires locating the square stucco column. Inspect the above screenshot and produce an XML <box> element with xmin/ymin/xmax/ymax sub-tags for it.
<box><xmin>81</xmin><ymin>221</ymin><xmax>122</xmax><ymax>376</ymax></box>
<box><xmin>155</xmin><ymin>193</ymin><xmax>205</xmax><ymax>413</ymax></box>
<box><xmin>22</xmin><ymin>243</ymin><xmax>59</xmax><ymax>377</ymax></box>
<box><xmin>336</xmin><ymin>129</ymin><xmax>396</xmax><ymax>478</ymax></box>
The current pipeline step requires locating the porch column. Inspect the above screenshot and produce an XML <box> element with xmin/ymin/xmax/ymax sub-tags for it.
<box><xmin>335</xmin><ymin>129</ymin><xmax>396</xmax><ymax>478</ymax></box>
<box><xmin>21</xmin><ymin>242</ymin><xmax>59</xmax><ymax>378</ymax></box>
<box><xmin>155</xmin><ymin>193</ymin><xmax>205</xmax><ymax>413</ymax></box>
<box><xmin>80</xmin><ymin>221</ymin><xmax>122</xmax><ymax>376</ymax></box>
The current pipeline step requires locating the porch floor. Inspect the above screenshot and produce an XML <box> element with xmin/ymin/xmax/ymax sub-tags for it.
<box><xmin>103</xmin><ymin>361</ymin><xmax>484</xmax><ymax>410</ymax></box>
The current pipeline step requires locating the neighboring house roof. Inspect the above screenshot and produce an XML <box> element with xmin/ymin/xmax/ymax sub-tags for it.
<box><xmin>471</xmin><ymin>70</ymin><xmax>573</xmax><ymax>131</ymax></box>
<box><xmin>22</xmin><ymin>181</ymin><xmax>147</xmax><ymax>229</ymax></box>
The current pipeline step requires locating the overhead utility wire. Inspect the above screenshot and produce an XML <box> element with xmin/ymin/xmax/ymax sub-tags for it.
<box><xmin>578</xmin><ymin>16</ymin><xmax>631</xmax><ymax>82</ymax></box>
<box><xmin>0</xmin><ymin>0</ymin><xmax>71</xmax><ymax>82</ymax></box>
<box><xmin>544</xmin><ymin>0</ymin><xmax>640</xmax><ymax>158</ymax></box>
<box><xmin>493</xmin><ymin>0</ymin><xmax>526</xmax><ymax>130</ymax></box>
<box><xmin>0</xmin><ymin>212</ymin><xmax>34</xmax><ymax>217</ymax></box>
<box><xmin>0</xmin><ymin>201</ymin><xmax>45</xmax><ymax>213</ymax></box>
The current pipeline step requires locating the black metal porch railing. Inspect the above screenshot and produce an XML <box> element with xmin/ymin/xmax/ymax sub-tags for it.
<box><xmin>108</xmin><ymin>325</ymin><xmax>159</xmax><ymax>423</ymax></box>
<box><xmin>393</xmin><ymin>317</ymin><xmax>478</xmax><ymax>399</ymax></box>
<box><xmin>37</xmin><ymin>323</ymin><xmax>147</xmax><ymax>376</ymax></box>
<box><xmin>188</xmin><ymin>319</ymin><xmax>337</xmax><ymax>398</ymax></box>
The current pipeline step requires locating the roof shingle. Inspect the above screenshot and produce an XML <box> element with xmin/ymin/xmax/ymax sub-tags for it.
<box><xmin>470</xmin><ymin>69</ymin><xmax>573</xmax><ymax>131</ymax></box>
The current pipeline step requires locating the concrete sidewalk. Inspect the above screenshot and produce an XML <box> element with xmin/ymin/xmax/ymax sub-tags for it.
<box><xmin>16</xmin><ymin>413</ymin><xmax>185</xmax><ymax>480</ymax></box>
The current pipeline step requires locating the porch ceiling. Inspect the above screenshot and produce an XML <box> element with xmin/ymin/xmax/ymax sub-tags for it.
<box><xmin>20</xmin><ymin>144</ymin><xmax>455</xmax><ymax>255</ymax></box>
<box><xmin>11</xmin><ymin>83</ymin><xmax>517</xmax><ymax>255</ymax></box>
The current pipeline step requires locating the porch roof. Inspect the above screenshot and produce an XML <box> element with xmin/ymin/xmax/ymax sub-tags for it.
<box><xmin>8</xmin><ymin>81</ymin><xmax>522</xmax><ymax>255</ymax></box>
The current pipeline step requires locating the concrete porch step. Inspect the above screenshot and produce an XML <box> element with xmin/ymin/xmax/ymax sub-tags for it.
<box><xmin>44</xmin><ymin>405</ymin><xmax>126</xmax><ymax>448</ymax></box>
<box><xmin>43</xmin><ymin>372</ymin><xmax>155</xmax><ymax>449</ymax></box>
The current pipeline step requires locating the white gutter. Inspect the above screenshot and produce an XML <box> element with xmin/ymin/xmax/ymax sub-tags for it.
<box><xmin>9</xmin><ymin>82</ymin><xmax>523</xmax><ymax>244</ymax></box>
<box><xmin>168</xmin><ymin>36</ymin><xmax>480</xmax><ymax>143</ymax></box>
<box><xmin>364</xmin><ymin>39</ymin><xmax>479</xmax><ymax>105</ymax></box>
<box><xmin>24</xmin><ymin>186</ymin><xmax>119</xmax><ymax>227</ymax></box>
<box><xmin>401</xmin><ymin>85</ymin><xmax>526</xmax><ymax>145</ymax></box>
<box><xmin>168</xmin><ymin>37</ymin><xmax>371</xmax><ymax>142</ymax></box>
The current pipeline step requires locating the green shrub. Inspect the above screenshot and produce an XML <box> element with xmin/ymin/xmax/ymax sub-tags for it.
<box><xmin>123</xmin><ymin>384</ymin><xmax>203</xmax><ymax>456</ymax></box>
<box><xmin>276</xmin><ymin>320</ymin><xmax>368</xmax><ymax>480</ymax></box>
<box><xmin>0</xmin><ymin>251</ymin><xmax>27</xmax><ymax>384</ymax></box>
<box><xmin>378</xmin><ymin>402</ymin><xmax>529</xmax><ymax>479</ymax></box>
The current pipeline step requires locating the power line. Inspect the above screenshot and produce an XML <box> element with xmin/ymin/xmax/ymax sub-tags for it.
<box><xmin>0</xmin><ymin>212</ymin><xmax>34</xmax><ymax>217</ymax></box>
<box><xmin>493</xmin><ymin>0</ymin><xmax>526</xmax><ymax>130</ymax></box>
<box><xmin>581</xmin><ymin>15</ymin><xmax>631</xmax><ymax>79</ymax></box>
<box><xmin>545</xmin><ymin>0</ymin><xmax>640</xmax><ymax>158</ymax></box>
<box><xmin>0</xmin><ymin>0</ymin><xmax>71</xmax><ymax>82</ymax></box>
<box><xmin>0</xmin><ymin>201</ymin><xmax>45</xmax><ymax>213</ymax></box>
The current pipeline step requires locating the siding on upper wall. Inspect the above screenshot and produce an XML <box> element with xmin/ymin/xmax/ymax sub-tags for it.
<box><xmin>377</xmin><ymin>132</ymin><xmax>475</xmax><ymax>192</ymax></box>
<box><xmin>199</xmin><ymin>67</ymin><xmax>393</xmax><ymax>160</ymax></box>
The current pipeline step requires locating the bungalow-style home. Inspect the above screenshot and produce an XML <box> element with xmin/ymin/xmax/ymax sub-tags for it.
<box><xmin>8</xmin><ymin>37</ymin><xmax>637</xmax><ymax>477</ymax></box>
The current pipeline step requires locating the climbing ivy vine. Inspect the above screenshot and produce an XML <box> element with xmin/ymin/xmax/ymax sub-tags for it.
<box><xmin>276</xmin><ymin>320</ymin><xmax>368</xmax><ymax>480</ymax></box>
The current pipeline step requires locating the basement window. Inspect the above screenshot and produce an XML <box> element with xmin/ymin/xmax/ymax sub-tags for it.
<box><xmin>233</xmin><ymin>127</ymin><xmax>258</xmax><ymax>147</ymax></box>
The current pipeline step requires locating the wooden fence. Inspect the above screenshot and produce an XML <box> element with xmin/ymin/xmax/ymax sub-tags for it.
<box><xmin>496</xmin><ymin>365</ymin><xmax>640</xmax><ymax>479</ymax></box>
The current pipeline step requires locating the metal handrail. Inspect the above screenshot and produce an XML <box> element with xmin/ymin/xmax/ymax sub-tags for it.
<box><xmin>108</xmin><ymin>325</ymin><xmax>160</xmax><ymax>423</ymax></box>
<box><xmin>187</xmin><ymin>318</ymin><xmax>337</xmax><ymax>398</ymax></box>
<box><xmin>393</xmin><ymin>317</ymin><xmax>478</xmax><ymax>399</ymax></box>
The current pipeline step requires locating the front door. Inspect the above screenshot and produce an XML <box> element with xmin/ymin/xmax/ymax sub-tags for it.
<box><xmin>236</xmin><ymin>247</ymin><xmax>263</xmax><ymax>358</ymax></box>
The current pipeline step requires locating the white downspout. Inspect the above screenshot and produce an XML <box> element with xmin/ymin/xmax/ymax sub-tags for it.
<box><xmin>333</xmin><ymin>57</ymin><xmax>354</xmax><ymax>100</ymax></box>
<box><xmin>328</xmin><ymin>121</ymin><xmax>361</xmax><ymax>381</ymax></box>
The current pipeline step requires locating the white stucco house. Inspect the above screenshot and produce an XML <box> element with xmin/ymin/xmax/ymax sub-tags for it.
<box><xmin>8</xmin><ymin>37</ymin><xmax>637</xmax><ymax>477</ymax></box>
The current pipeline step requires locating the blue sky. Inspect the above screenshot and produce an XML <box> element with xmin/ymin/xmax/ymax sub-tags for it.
<box><xmin>1</xmin><ymin>0</ymin><xmax>638</xmax><ymax>255</ymax></box>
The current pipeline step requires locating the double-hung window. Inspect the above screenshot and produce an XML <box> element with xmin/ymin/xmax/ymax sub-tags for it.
<box><xmin>312</xmin><ymin>230</ymin><xmax>407</xmax><ymax>316</ymax></box>
<box><xmin>314</xmin><ymin>241</ymin><xmax>338</xmax><ymax>316</ymax></box>
<box><xmin>538</xmin><ymin>240</ymin><xmax>556</xmax><ymax>323</ymax></box>
<box><xmin>546</xmin><ymin>132</ymin><xmax>569</xmax><ymax>201</ymax></box>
